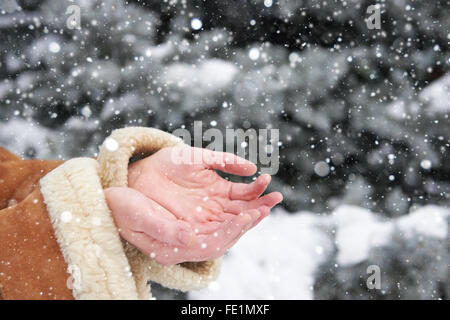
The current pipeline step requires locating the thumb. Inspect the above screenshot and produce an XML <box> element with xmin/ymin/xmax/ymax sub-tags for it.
<box><xmin>104</xmin><ymin>187</ymin><xmax>194</xmax><ymax>246</ymax></box>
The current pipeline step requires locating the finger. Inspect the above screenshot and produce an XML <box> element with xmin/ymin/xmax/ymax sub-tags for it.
<box><xmin>224</xmin><ymin>191</ymin><xmax>283</xmax><ymax>214</ymax></box>
<box><xmin>210</xmin><ymin>209</ymin><xmax>260</xmax><ymax>256</ymax></box>
<box><xmin>223</xmin><ymin>207</ymin><xmax>270</xmax><ymax>254</ymax></box>
<box><xmin>228</xmin><ymin>174</ymin><xmax>271</xmax><ymax>200</ymax></box>
<box><xmin>200</xmin><ymin>148</ymin><xmax>257</xmax><ymax>176</ymax></box>
<box><xmin>119</xmin><ymin>229</ymin><xmax>186</xmax><ymax>266</ymax></box>
<box><xmin>234</xmin><ymin>209</ymin><xmax>261</xmax><ymax>239</ymax></box>
<box><xmin>250</xmin><ymin>192</ymin><xmax>283</xmax><ymax>210</ymax></box>
<box><xmin>105</xmin><ymin>187</ymin><xmax>194</xmax><ymax>246</ymax></box>
<box><xmin>148</xmin><ymin>211</ymin><xmax>260</xmax><ymax>264</ymax></box>
<box><xmin>227</xmin><ymin>209</ymin><xmax>262</xmax><ymax>247</ymax></box>
<box><xmin>140</xmin><ymin>217</ymin><xmax>243</xmax><ymax>264</ymax></box>
<box><xmin>218</xmin><ymin>211</ymin><xmax>237</xmax><ymax>221</ymax></box>
<box><xmin>139</xmin><ymin>208</ymin><xmax>194</xmax><ymax>247</ymax></box>
<box><xmin>213</xmin><ymin>212</ymin><xmax>254</xmax><ymax>249</ymax></box>
<box><xmin>191</xmin><ymin>221</ymin><xmax>223</xmax><ymax>235</ymax></box>
<box><xmin>190</xmin><ymin>205</ymin><xmax>225</xmax><ymax>223</ymax></box>
<box><xmin>249</xmin><ymin>205</ymin><xmax>271</xmax><ymax>229</ymax></box>
<box><xmin>185</xmin><ymin>212</ymin><xmax>255</xmax><ymax>262</ymax></box>
<box><xmin>119</xmin><ymin>227</ymin><xmax>158</xmax><ymax>257</ymax></box>
<box><xmin>182</xmin><ymin>205</ymin><xmax>224</xmax><ymax>234</ymax></box>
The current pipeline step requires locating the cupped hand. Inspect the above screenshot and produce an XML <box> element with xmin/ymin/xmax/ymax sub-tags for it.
<box><xmin>105</xmin><ymin>146</ymin><xmax>282</xmax><ymax>265</ymax></box>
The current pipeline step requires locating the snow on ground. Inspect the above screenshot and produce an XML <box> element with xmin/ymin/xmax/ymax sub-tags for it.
<box><xmin>189</xmin><ymin>210</ymin><xmax>333</xmax><ymax>300</ymax></box>
<box><xmin>333</xmin><ymin>205</ymin><xmax>449</xmax><ymax>266</ymax></box>
<box><xmin>333</xmin><ymin>206</ymin><xmax>393</xmax><ymax>266</ymax></box>
<box><xmin>189</xmin><ymin>205</ymin><xmax>449</xmax><ymax>300</ymax></box>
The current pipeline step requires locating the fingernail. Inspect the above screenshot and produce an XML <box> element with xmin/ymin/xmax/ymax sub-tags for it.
<box><xmin>178</xmin><ymin>229</ymin><xmax>192</xmax><ymax>245</ymax></box>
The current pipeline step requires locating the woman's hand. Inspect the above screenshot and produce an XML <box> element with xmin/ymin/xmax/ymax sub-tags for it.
<box><xmin>105</xmin><ymin>146</ymin><xmax>282</xmax><ymax>265</ymax></box>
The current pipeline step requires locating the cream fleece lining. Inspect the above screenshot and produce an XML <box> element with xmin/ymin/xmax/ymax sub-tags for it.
<box><xmin>40</xmin><ymin>158</ymin><xmax>138</xmax><ymax>300</ymax></box>
<box><xmin>97</xmin><ymin>127</ymin><xmax>221</xmax><ymax>295</ymax></box>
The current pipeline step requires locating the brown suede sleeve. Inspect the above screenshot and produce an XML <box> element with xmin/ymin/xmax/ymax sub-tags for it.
<box><xmin>0</xmin><ymin>189</ymin><xmax>74</xmax><ymax>300</ymax></box>
<box><xmin>0</xmin><ymin>150</ymin><xmax>63</xmax><ymax>210</ymax></box>
<box><xmin>0</xmin><ymin>147</ymin><xmax>73</xmax><ymax>300</ymax></box>
<box><xmin>0</xmin><ymin>147</ymin><xmax>21</xmax><ymax>163</ymax></box>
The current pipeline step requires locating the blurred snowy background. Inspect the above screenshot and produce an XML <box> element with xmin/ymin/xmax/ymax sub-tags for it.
<box><xmin>0</xmin><ymin>0</ymin><xmax>448</xmax><ymax>299</ymax></box>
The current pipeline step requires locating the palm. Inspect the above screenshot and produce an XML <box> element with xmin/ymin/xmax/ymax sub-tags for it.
<box><xmin>128</xmin><ymin>146</ymin><xmax>281</xmax><ymax>235</ymax></box>
<box><xmin>106</xmin><ymin>146</ymin><xmax>282</xmax><ymax>265</ymax></box>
